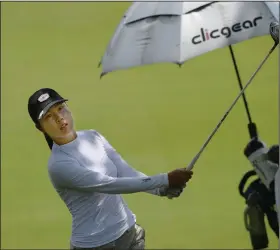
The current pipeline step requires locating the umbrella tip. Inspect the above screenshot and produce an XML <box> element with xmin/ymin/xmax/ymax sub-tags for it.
<box><xmin>100</xmin><ymin>72</ymin><xmax>107</xmax><ymax>79</ymax></box>
<box><xmin>176</xmin><ymin>63</ymin><xmax>182</xmax><ymax>68</ymax></box>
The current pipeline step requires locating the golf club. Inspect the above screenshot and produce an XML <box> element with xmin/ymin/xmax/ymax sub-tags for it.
<box><xmin>186</xmin><ymin>21</ymin><xmax>279</xmax><ymax>171</ymax></box>
<box><xmin>229</xmin><ymin>45</ymin><xmax>258</xmax><ymax>139</ymax></box>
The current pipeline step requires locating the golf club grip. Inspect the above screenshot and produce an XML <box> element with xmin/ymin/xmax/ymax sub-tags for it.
<box><xmin>185</xmin><ymin>43</ymin><xmax>277</xmax><ymax>171</ymax></box>
<box><xmin>248</xmin><ymin>122</ymin><xmax>258</xmax><ymax>139</ymax></box>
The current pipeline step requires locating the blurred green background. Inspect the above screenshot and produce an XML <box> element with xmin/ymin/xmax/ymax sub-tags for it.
<box><xmin>1</xmin><ymin>2</ymin><xmax>278</xmax><ymax>249</ymax></box>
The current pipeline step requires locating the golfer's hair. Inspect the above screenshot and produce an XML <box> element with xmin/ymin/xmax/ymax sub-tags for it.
<box><xmin>35</xmin><ymin>123</ymin><xmax>53</xmax><ymax>150</ymax></box>
<box><xmin>44</xmin><ymin>133</ymin><xmax>53</xmax><ymax>150</ymax></box>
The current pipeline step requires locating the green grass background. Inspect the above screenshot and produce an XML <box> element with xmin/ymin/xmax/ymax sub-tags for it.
<box><xmin>1</xmin><ymin>2</ymin><xmax>278</xmax><ymax>249</ymax></box>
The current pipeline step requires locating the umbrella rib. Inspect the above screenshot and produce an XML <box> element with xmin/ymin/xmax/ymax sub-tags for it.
<box><xmin>184</xmin><ymin>1</ymin><xmax>218</xmax><ymax>14</ymax></box>
<box><xmin>126</xmin><ymin>14</ymin><xmax>180</xmax><ymax>25</ymax></box>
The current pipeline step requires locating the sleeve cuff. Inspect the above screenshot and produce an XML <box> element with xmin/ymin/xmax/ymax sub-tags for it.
<box><xmin>161</xmin><ymin>173</ymin><xmax>169</xmax><ymax>186</ymax></box>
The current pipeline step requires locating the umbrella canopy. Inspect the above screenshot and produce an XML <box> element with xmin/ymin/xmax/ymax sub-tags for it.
<box><xmin>99</xmin><ymin>1</ymin><xmax>279</xmax><ymax>77</ymax></box>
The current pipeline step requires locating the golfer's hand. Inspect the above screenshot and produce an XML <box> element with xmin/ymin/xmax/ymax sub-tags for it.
<box><xmin>167</xmin><ymin>184</ymin><xmax>187</xmax><ymax>199</ymax></box>
<box><xmin>167</xmin><ymin>168</ymin><xmax>193</xmax><ymax>188</ymax></box>
<box><xmin>159</xmin><ymin>184</ymin><xmax>186</xmax><ymax>198</ymax></box>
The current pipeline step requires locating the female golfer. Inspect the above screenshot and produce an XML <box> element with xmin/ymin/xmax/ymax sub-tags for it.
<box><xmin>28</xmin><ymin>87</ymin><xmax>194</xmax><ymax>250</ymax></box>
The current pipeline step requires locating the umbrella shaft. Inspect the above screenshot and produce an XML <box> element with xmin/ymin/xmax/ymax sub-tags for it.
<box><xmin>229</xmin><ymin>45</ymin><xmax>253</xmax><ymax>124</ymax></box>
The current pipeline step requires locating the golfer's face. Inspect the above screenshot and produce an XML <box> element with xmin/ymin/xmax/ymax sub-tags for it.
<box><xmin>39</xmin><ymin>102</ymin><xmax>74</xmax><ymax>139</ymax></box>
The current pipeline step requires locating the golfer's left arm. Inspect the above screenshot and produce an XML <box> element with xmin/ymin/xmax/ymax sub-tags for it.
<box><xmin>96</xmin><ymin>131</ymin><xmax>181</xmax><ymax>197</ymax></box>
<box><xmin>96</xmin><ymin>131</ymin><xmax>159</xmax><ymax>195</ymax></box>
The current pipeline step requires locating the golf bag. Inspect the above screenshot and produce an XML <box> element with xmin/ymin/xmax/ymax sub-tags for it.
<box><xmin>239</xmin><ymin>145</ymin><xmax>279</xmax><ymax>249</ymax></box>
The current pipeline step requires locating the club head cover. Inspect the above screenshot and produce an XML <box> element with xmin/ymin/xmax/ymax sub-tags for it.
<box><xmin>244</xmin><ymin>139</ymin><xmax>266</xmax><ymax>158</ymax></box>
<box><xmin>267</xmin><ymin>145</ymin><xmax>279</xmax><ymax>165</ymax></box>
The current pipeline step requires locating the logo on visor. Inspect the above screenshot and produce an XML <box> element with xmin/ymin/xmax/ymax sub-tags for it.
<box><xmin>38</xmin><ymin>93</ymin><xmax>50</xmax><ymax>102</ymax></box>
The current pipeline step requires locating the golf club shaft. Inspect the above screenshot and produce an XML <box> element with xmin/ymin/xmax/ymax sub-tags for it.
<box><xmin>186</xmin><ymin>42</ymin><xmax>278</xmax><ymax>171</ymax></box>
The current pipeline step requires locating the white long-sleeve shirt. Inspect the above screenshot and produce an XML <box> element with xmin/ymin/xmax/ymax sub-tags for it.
<box><xmin>47</xmin><ymin>129</ymin><xmax>169</xmax><ymax>248</ymax></box>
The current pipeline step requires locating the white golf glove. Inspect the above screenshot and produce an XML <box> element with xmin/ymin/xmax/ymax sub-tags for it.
<box><xmin>244</xmin><ymin>138</ymin><xmax>278</xmax><ymax>190</ymax></box>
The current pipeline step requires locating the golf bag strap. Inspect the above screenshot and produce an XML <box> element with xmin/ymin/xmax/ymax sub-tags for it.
<box><xmin>239</xmin><ymin>170</ymin><xmax>257</xmax><ymax>197</ymax></box>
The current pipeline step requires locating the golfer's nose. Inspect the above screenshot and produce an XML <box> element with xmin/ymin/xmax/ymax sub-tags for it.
<box><xmin>55</xmin><ymin>113</ymin><xmax>64</xmax><ymax>123</ymax></box>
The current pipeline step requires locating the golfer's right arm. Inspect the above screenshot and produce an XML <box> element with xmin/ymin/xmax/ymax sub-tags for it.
<box><xmin>49</xmin><ymin>160</ymin><xmax>169</xmax><ymax>194</ymax></box>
